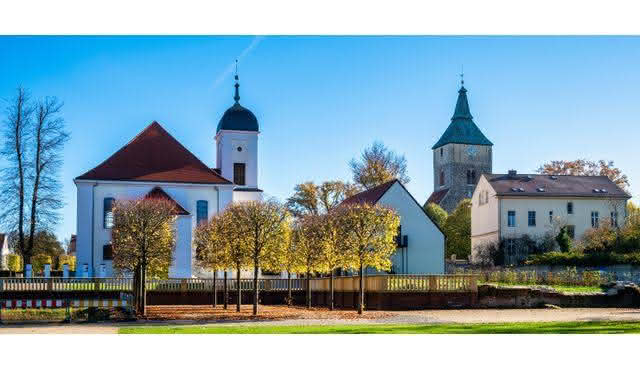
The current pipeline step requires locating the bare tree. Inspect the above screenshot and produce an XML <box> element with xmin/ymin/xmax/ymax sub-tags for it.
<box><xmin>27</xmin><ymin>97</ymin><xmax>69</xmax><ymax>258</ymax></box>
<box><xmin>0</xmin><ymin>87</ymin><xmax>34</xmax><ymax>267</ymax></box>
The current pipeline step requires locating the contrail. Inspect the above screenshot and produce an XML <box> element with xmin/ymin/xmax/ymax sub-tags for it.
<box><xmin>212</xmin><ymin>36</ymin><xmax>265</xmax><ymax>89</ymax></box>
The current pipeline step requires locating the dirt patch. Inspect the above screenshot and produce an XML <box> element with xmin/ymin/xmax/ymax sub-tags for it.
<box><xmin>143</xmin><ymin>305</ymin><xmax>397</xmax><ymax>321</ymax></box>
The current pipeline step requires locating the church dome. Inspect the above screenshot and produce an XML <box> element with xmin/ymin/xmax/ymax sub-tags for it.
<box><xmin>217</xmin><ymin>70</ymin><xmax>259</xmax><ymax>133</ymax></box>
<box><xmin>217</xmin><ymin>102</ymin><xmax>259</xmax><ymax>133</ymax></box>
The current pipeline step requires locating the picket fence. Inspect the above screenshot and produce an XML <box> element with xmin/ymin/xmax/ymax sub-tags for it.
<box><xmin>0</xmin><ymin>274</ymin><xmax>477</xmax><ymax>293</ymax></box>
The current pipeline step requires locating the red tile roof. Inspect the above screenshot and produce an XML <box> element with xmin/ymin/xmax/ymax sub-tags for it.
<box><xmin>341</xmin><ymin>180</ymin><xmax>398</xmax><ymax>206</ymax></box>
<box><xmin>426</xmin><ymin>188</ymin><xmax>449</xmax><ymax>206</ymax></box>
<box><xmin>76</xmin><ymin>121</ymin><xmax>232</xmax><ymax>185</ymax></box>
<box><xmin>145</xmin><ymin>187</ymin><xmax>190</xmax><ymax>215</ymax></box>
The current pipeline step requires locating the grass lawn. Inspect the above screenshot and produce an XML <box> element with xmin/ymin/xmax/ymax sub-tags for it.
<box><xmin>480</xmin><ymin>282</ymin><xmax>604</xmax><ymax>294</ymax></box>
<box><xmin>119</xmin><ymin>321</ymin><xmax>640</xmax><ymax>334</ymax></box>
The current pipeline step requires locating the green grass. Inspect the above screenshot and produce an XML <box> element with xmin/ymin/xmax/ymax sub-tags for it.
<box><xmin>119</xmin><ymin>321</ymin><xmax>640</xmax><ymax>334</ymax></box>
<box><xmin>480</xmin><ymin>282</ymin><xmax>604</xmax><ymax>294</ymax></box>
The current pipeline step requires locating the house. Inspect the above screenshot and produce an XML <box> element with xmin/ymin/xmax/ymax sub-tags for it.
<box><xmin>426</xmin><ymin>80</ymin><xmax>493</xmax><ymax>213</ymax></box>
<box><xmin>74</xmin><ymin>71</ymin><xmax>262</xmax><ymax>277</ymax></box>
<box><xmin>342</xmin><ymin>180</ymin><xmax>445</xmax><ymax>274</ymax></box>
<box><xmin>471</xmin><ymin>170</ymin><xmax>631</xmax><ymax>264</ymax></box>
<box><xmin>0</xmin><ymin>233</ymin><xmax>8</xmax><ymax>270</ymax></box>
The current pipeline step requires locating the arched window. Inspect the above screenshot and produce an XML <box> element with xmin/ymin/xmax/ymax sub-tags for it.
<box><xmin>439</xmin><ymin>170</ymin><xmax>445</xmax><ymax>186</ymax></box>
<box><xmin>103</xmin><ymin>197</ymin><xmax>114</xmax><ymax>229</ymax></box>
<box><xmin>196</xmin><ymin>200</ymin><xmax>208</xmax><ymax>224</ymax></box>
<box><xmin>466</xmin><ymin>170</ymin><xmax>476</xmax><ymax>185</ymax></box>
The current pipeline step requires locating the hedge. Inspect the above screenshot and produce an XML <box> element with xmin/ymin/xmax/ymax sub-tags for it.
<box><xmin>526</xmin><ymin>252</ymin><xmax>640</xmax><ymax>267</ymax></box>
<box><xmin>6</xmin><ymin>254</ymin><xmax>23</xmax><ymax>272</ymax></box>
<box><xmin>58</xmin><ymin>255</ymin><xmax>76</xmax><ymax>271</ymax></box>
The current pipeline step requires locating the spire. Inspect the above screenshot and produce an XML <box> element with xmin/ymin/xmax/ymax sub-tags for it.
<box><xmin>452</xmin><ymin>76</ymin><xmax>472</xmax><ymax>120</ymax></box>
<box><xmin>233</xmin><ymin>59</ymin><xmax>240</xmax><ymax>103</ymax></box>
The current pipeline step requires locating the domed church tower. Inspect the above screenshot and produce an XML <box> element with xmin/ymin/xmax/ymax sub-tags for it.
<box><xmin>426</xmin><ymin>78</ymin><xmax>492</xmax><ymax>213</ymax></box>
<box><xmin>216</xmin><ymin>65</ymin><xmax>263</xmax><ymax>202</ymax></box>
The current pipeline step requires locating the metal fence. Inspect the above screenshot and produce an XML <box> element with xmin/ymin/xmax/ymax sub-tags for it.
<box><xmin>0</xmin><ymin>274</ymin><xmax>478</xmax><ymax>293</ymax></box>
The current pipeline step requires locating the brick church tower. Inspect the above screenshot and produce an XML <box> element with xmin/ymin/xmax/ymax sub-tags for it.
<box><xmin>426</xmin><ymin>80</ymin><xmax>493</xmax><ymax>213</ymax></box>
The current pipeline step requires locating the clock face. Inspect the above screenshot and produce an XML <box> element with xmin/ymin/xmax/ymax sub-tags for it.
<box><xmin>467</xmin><ymin>146</ymin><xmax>478</xmax><ymax>158</ymax></box>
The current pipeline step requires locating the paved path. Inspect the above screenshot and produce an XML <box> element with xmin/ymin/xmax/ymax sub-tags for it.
<box><xmin>1</xmin><ymin>308</ymin><xmax>639</xmax><ymax>333</ymax></box>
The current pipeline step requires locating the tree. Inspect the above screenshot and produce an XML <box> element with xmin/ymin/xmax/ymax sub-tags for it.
<box><xmin>555</xmin><ymin>227</ymin><xmax>572</xmax><ymax>253</ymax></box>
<box><xmin>218</xmin><ymin>206</ymin><xmax>251</xmax><ymax>313</ymax></box>
<box><xmin>424</xmin><ymin>202</ymin><xmax>448</xmax><ymax>228</ymax></box>
<box><xmin>279</xmin><ymin>226</ymin><xmax>302</xmax><ymax>306</ymax></box>
<box><xmin>111</xmin><ymin>197</ymin><xmax>177</xmax><ymax>316</ymax></box>
<box><xmin>292</xmin><ymin>215</ymin><xmax>326</xmax><ymax>309</ymax></box>
<box><xmin>443</xmin><ymin>199</ymin><xmax>471</xmax><ymax>259</ymax></box>
<box><xmin>314</xmin><ymin>211</ymin><xmax>348</xmax><ymax>310</ymax></box>
<box><xmin>220</xmin><ymin>200</ymin><xmax>289</xmax><ymax>315</ymax></box>
<box><xmin>537</xmin><ymin>159</ymin><xmax>629</xmax><ymax>190</ymax></box>
<box><xmin>338</xmin><ymin>203</ymin><xmax>400</xmax><ymax>314</ymax></box>
<box><xmin>194</xmin><ymin>216</ymin><xmax>231</xmax><ymax>308</ymax></box>
<box><xmin>0</xmin><ymin>87</ymin><xmax>33</xmax><ymax>268</ymax></box>
<box><xmin>286</xmin><ymin>180</ymin><xmax>360</xmax><ymax>217</ymax></box>
<box><xmin>349</xmin><ymin>141</ymin><xmax>410</xmax><ymax>189</ymax></box>
<box><xmin>26</xmin><ymin>230</ymin><xmax>65</xmax><ymax>263</ymax></box>
<box><xmin>27</xmin><ymin>97</ymin><xmax>69</xmax><ymax>260</ymax></box>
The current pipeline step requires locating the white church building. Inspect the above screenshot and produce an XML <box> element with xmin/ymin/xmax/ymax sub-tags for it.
<box><xmin>74</xmin><ymin>73</ymin><xmax>262</xmax><ymax>278</ymax></box>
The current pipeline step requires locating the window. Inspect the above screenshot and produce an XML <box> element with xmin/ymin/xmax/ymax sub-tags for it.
<box><xmin>591</xmin><ymin>211</ymin><xmax>599</xmax><ymax>228</ymax></box>
<box><xmin>466</xmin><ymin>170</ymin><xmax>476</xmax><ymax>185</ymax></box>
<box><xmin>103</xmin><ymin>244</ymin><xmax>113</xmax><ymax>261</ymax></box>
<box><xmin>567</xmin><ymin>202</ymin><xmax>573</xmax><ymax>215</ymax></box>
<box><xmin>440</xmin><ymin>147</ymin><xmax>443</xmax><ymax>157</ymax></box>
<box><xmin>196</xmin><ymin>200</ymin><xmax>208</xmax><ymax>224</ymax></box>
<box><xmin>103</xmin><ymin>197</ymin><xmax>114</xmax><ymax>229</ymax></box>
<box><xmin>549</xmin><ymin>211</ymin><xmax>553</xmax><ymax>223</ymax></box>
<box><xmin>507</xmin><ymin>211</ymin><xmax>516</xmax><ymax>227</ymax></box>
<box><xmin>528</xmin><ymin>211</ymin><xmax>536</xmax><ymax>227</ymax></box>
<box><xmin>439</xmin><ymin>170</ymin><xmax>445</xmax><ymax>186</ymax></box>
<box><xmin>566</xmin><ymin>225</ymin><xmax>575</xmax><ymax>239</ymax></box>
<box><xmin>234</xmin><ymin>163</ymin><xmax>246</xmax><ymax>185</ymax></box>
<box><xmin>611</xmin><ymin>211</ymin><xmax>618</xmax><ymax>227</ymax></box>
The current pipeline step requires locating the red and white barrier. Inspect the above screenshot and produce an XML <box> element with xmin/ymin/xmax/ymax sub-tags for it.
<box><xmin>1</xmin><ymin>299</ymin><xmax>129</xmax><ymax>309</ymax></box>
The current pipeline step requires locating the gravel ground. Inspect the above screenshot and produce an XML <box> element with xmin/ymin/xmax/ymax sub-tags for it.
<box><xmin>2</xmin><ymin>307</ymin><xmax>639</xmax><ymax>333</ymax></box>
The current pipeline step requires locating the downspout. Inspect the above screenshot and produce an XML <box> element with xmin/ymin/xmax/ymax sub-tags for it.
<box><xmin>91</xmin><ymin>183</ymin><xmax>98</xmax><ymax>277</ymax></box>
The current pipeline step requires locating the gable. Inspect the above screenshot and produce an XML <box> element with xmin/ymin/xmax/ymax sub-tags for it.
<box><xmin>377</xmin><ymin>182</ymin><xmax>445</xmax><ymax>236</ymax></box>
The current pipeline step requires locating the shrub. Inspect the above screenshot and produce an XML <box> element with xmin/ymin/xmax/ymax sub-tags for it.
<box><xmin>582</xmin><ymin>270</ymin><xmax>604</xmax><ymax>286</ymax></box>
<box><xmin>6</xmin><ymin>254</ymin><xmax>23</xmax><ymax>272</ymax></box>
<box><xmin>526</xmin><ymin>251</ymin><xmax>640</xmax><ymax>267</ymax></box>
<box><xmin>555</xmin><ymin>227</ymin><xmax>572</xmax><ymax>252</ymax></box>
<box><xmin>32</xmin><ymin>254</ymin><xmax>53</xmax><ymax>275</ymax></box>
<box><xmin>57</xmin><ymin>255</ymin><xmax>76</xmax><ymax>271</ymax></box>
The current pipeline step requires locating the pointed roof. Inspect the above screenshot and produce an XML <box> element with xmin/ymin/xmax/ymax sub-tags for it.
<box><xmin>145</xmin><ymin>187</ymin><xmax>190</xmax><ymax>215</ymax></box>
<box><xmin>340</xmin><ymin>180</ymin><xmax>398</xmax><ymax>206</ymax></box>
<box><xmin>76</xmin><ymin>121</ymin><xmax>232</xmax><ymax>185</ymax></box>
<box><xmin>432</xmin><ymin>85</ymin><xmax>493</xmax><ymax>150</ymax></box>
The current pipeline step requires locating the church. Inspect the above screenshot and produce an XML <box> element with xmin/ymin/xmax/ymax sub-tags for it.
<box><xmin>74</xmin><ymin>72</ymin><xmax>261</xmax><ymax>278</ymax></box>
<box><xmin>426</xmin><ymin>80</ymin><xmax>493</xmax><ymax>213</ymax></box>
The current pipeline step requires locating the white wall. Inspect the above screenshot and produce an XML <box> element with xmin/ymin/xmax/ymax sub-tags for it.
<box><xmin>377</xmin><ymin>182</ymin><xmax>445</xmax><ymax>274</ymax></box>
<box><xmin>0</xmin><ymin>236</ymin><xmax>9</xmax><ymax>269</ymax></box>
<box><xmin>75</xmin><ymin>180</ymin><xmax>234</xmax><ymax>277</ymax></box>
<box><xmin>216</xmin><ymin>130</ymin><xmax>258</xmax><ymax>188</ymax></box>
<box><xmin>499</xmin><ymin>196</ymin><xmax>627</xmax><ymax>241</ymax></box>
<box><xmin>470</xmin><ymin>176</ymin><xmax>500</xmax><ymax>260</ymax></box>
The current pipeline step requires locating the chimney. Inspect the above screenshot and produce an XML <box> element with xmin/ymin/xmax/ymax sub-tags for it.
<box><xmin>508</xmin><ymin>169</ymin><xmax>517</xmax><ymax>177</ymax></box>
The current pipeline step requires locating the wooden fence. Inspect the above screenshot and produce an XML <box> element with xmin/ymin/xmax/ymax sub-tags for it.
<box><xmin>0</xmin><ymin>275</ymin><xmax>477</xmax><ymax>293</ymax></box>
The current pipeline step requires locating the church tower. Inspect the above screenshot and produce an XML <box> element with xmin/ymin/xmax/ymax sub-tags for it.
<box><xmin>426</xmin><ymin>79</ymin><xmax>492</xmax><ymax>213</ymax></box>
<box><xmin>215</xmin><ymin>64</ymin><xmax>263</xmax><ymax>202</ymax></box>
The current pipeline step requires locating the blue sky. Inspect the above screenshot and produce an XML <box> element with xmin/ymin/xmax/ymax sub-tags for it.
<box><xmin>0</xmin><ymin>36</ymin><xmax>638</xmax><ymax>242</ymax></box>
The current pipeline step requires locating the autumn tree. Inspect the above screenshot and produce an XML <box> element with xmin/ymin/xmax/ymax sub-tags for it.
<box><xmin>443</xmin><ymin>199</ymin><xmax>471</xmax><ymax>259</ymax></box>
<box><xmin>194</xmin><ymin>216</ymin><xmax>231</xmax><ymax>308</ymax></box>
<box><xmin>286</xmin><ymin>180</ymin><xmax>360</xmax><ymax>217</ymax></box>
<box><xmin>338</xmin><ymin>203</ymin><xmax>400</xmax><ymax>314</ymax></box>
<box><xmin>424</xmin><ymin>202</ymin><xmax>448</xmax><ymax>228</ymax></box>
<box><xmin>111</xmin><ymin>197</ymin><xmax>177</xmax><ymax>316</ymax></box>
<box><xmin>314</xmin><ymin>211</ymin><xmax>348</xmax><ymax>310</ymax></box>
<box><xmin>293</xmin><ymin>215</ymin><xmax>326</xmax><ymax>308</ymax></box>
<box><xmin>224</xmin><ymin>200</ymin><xmax>290</xmax><ymax>315</ymax></box>
<box><xmin>537</xmin><ymin>159</ymin><xmax>629</xmax><ymax>190</ymax></box>
<box><xmin>349</xmin><ymin>141</ymin><xmax>410</xmax><ymax>189</ymax></box>
<box><xmin>0</xmin><ymin>88</ymin><xmax>33</xmax><ymax>268</ymax></box>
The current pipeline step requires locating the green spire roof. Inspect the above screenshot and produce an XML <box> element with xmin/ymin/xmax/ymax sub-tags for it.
<box><xmin>432</xmin><ymin>84</ymin><xmax>493</xmax><ymax>150</ymax></box>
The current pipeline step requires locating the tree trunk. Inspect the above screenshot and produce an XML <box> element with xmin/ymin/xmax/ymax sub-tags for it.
<box><xmin>132</xmin><ymin>265</ymin><xmax>140</xmax><ymax>313</ymax></box>
<box><xmin>212</xmin><ymin>270</ymin><xmax>217</xmax><ymax>308</ymax></box>
<box><xmin>329</xmin><ymin>269</ymin><xmax>334</xmax><ymax>311</ymax></box>
<box><xmin>236</xmin><ymin>266</ymin><xmax>241</xmax><ymax>312</ymax></box>
<box><xmin>306</xmin><ymin>272</ymin><xmax>311</xmax><ymax>309</ymax></box>
<box><xmin>27</xmin><ymin>118</ymin><xmax>43</xmax><ymax>271</ymax></box>
<box><xmin>253</xmin><ymin>263</ymin><xmax>259</xmax><ymax>316</ymax></box>
<box><xmin>358</xmin><ymin>264</ymin><xmax>364</xmax><ymax>315</ymax></box>
<box><xmin>287</xmin><ymin>271</ymin><xmax>292</xmax><ymax>306</ymax></box>
<box><xmin>223</xmin><ymin>270</ymin><xmax>228</xmax><ymax>310</ymax></box>
<box><xmin>141</xmin><ymin>264</ymin><xmax>147</xmax><ymax>317</ymax></box>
